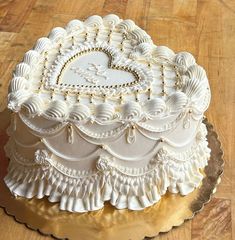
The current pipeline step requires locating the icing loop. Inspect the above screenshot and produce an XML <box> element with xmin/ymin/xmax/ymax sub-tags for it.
<box><xmin>126</xmin><ymin>125</ymin><xmax>136</xmax><ymax>144</ymax></box>
<box><xmin>67</xmin><ymin>124</ymin><xmax>73</xmax><ymax>144</ymax></box>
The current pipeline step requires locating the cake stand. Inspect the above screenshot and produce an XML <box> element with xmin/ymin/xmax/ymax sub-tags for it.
<box><xmin>0</xmin><ymin>109</ymin><xmax>224</xmax><ymax>240</ymax></box>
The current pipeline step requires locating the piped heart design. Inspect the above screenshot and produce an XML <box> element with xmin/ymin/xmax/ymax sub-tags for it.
<box><xmin>45</xmin><ymin>43</ymin><xmax>153</xmax><ymax>96</ymax></box>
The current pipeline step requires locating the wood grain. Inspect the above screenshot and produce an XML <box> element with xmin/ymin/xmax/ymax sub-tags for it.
<box><xmin>0</xmin><ymin>0</ymin><xmax>234</xmax><ymax>239</ymax></box>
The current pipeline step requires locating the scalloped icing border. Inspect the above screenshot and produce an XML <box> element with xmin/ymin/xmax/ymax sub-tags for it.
<box><xmin>7</xmin><ymin>14</ymin><xmax>211</xmax><ymax>129</ymax></box>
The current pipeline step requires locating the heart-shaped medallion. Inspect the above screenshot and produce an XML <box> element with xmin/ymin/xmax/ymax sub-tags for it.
<box><xmin>45</xmin><ymin>43</ymin><xmax>153</xmax><ymax>96</ymax></box>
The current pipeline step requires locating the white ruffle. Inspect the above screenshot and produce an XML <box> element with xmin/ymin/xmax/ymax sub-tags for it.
<box><xmin>4</xmin><ymin>138</ymin><xmax>210</xmax><ymax>212</ymax></box>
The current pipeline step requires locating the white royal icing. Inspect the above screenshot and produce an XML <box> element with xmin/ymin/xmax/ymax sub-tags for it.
<box><xmin>4</xmin><ymin>14</ymin><xmax>211</xmax><ymax>212</ymax></box>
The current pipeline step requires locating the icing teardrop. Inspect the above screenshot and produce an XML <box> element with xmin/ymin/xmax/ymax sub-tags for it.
<box><xmin>126</xmin><ymin>125</ymin><xmax>136</xmax><ymax>144</ymax></box>
<box><xmin>67</xmin><ymin>124</ymin><xmax>73</xmax><ymax>144</ymax></box>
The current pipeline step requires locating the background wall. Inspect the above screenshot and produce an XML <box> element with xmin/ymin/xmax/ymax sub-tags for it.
<box><xmin>0</xmin><ymin>0</ymin><xmax>234</xmax><ymax>239</ymax></box>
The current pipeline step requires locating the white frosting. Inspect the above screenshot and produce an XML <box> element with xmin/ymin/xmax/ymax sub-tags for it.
<box><xmin>5</xmin><ymin>14</ymin><xmax>211</xmax><ymax>212</ymax></box>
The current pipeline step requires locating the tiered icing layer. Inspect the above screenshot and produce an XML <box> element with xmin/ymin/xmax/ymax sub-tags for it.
<box><xmin>5</xmin><ymin>114</ymin><xmax>210</xmax><ymax>211</ymax></box>
<box><xmin>5</xmin><ymin>14</ymin><xmax>211</xmax><ymax>212</ymax></box>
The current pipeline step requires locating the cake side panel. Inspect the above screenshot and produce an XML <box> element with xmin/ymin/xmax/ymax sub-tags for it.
<box><xmin>4</xmin><ymin>111</ymin><xmax>210</xmax><ymax>212</ymax></box>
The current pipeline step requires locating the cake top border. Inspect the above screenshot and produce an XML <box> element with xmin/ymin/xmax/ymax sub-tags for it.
<box><xmin>7</xmin><ymin>14</ymin><xmax>211</xmax><ymax>124</ymax></box>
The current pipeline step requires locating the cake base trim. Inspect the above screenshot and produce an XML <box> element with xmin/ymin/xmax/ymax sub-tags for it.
<box><xmin>4</xmin><ymin>133</ymin><xmax>210</xmax><ymax>212</ymax></box>
<box><xmin>0</xmin><ymin>118</ymin><xmax>224</xmax><ymax>240</ymax></box>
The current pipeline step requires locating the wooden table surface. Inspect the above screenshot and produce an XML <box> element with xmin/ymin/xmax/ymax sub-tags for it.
<box><xmin>0</xmin><ymin>0</ymin><xmax>234</xmax><ymax>239</ymax></box>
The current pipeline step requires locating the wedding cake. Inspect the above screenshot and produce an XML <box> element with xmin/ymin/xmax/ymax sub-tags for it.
<box><xmin>4</xmin><ymin>14</ymin><xmax>211</xmax><ymax>212</ymax></box>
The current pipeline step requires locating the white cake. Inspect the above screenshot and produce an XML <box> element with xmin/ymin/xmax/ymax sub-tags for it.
<box><xmin>4</xmin><ymin>14</ymin><xmax>211</xmax><ymax>212</ymax></box>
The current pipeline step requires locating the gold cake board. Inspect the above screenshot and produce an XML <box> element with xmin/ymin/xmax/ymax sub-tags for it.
<box><xmin>0</xmin><ymin>111</ymin><xmax>224</xmax><ymax>240</ymax></box>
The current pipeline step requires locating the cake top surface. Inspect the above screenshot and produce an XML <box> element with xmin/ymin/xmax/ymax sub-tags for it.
<box><xmin>8</xmin><ymin>14</ymin><xmax>210</xmax><ymax>125</ymax></box>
